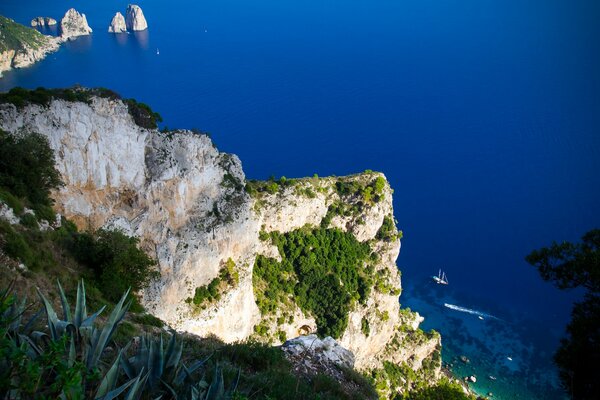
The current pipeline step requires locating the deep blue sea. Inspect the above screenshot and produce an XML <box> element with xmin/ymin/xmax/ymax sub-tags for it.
<box><xmin>2</xmin><ymin>1</ymin><xmax>599</xmax><ymax>398</ymax></box>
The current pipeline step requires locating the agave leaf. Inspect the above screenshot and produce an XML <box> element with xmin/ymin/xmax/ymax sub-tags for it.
<box><xmin>36</xmin><ymin>287</ymin><xmax>60</xmax><ymax>339</ymax></box>
<box><xmin>57</xmin><ymin>280</ymin><xmax>72</xmax><ymax>322</ymax></box>
<box><xmin>229</xmin><ymin>368</ymin><xmax>241</xmax><ymax>394</ymax></box>
<box><xmin>22</xmin><ymin>307</ymin><xmax>43</xmax><ymax>334</ymax></box>
<box><xmin>121</xmin><ymin>352</ymin><xmax>136</xmax><ymax>379</ymax></box>
<box><xmin>7</xmin><ymin>296</ymin><xmax>26</xmax><ymax>332</ymax></box>
<box><xmin>88</xmin><ymin>288</ymin><xmax>131</xmax><ymax>369</ymax></box>
<box><xmin>204</xmin><ymin>365</ymin><xmax>224</xmax><ymax>400</ymax></box>
<box><xmin>191</xmin><ymin>386</ymin><xmax>199</xmax><ymax>400</ymax></box>
<box><xmin>165</xmin><ymin>334</ymin><xmax>183</xmax><ymax>370</ymax></box>
<box><xmin>124</xmin><ymin>369</ymin><xmax>149</xmax><ymax>400</ymax></box>
<box><xmin>19</xmin><ymin>333</ymin><xmax>43</xmax><ymax>356</ymax></box>
<box><xmin>160</xmin><ymin>379</ymin><xmax>178</xmax><ymax>399</ymax></box>
<box><xmin>174</xmin><ymin>364</ymin><xmax>192</xmax><ymax>386</ymax></box>
<box><xmin>74</xmin><ymin>280</ymin><xmax>87</xmax><ymax>327</ymax></box>
<box><xmin>81</xmin><ymin>305</ymin><xmax>106</xmax><ymax>328</ymax></box>
<box><xmin>54</xmin><ymin>320</ymin><xmax>76</xmax><ymax>337</ymax></box>
<box><xmin>188</xmin><ymin>353</ymin><xmax>212</xmax><ymax>374</ymax></box>
<box><xmin>96</xmin><ymin>350</ymin><xmax>123</xmax><ymax>397</ymax></box>
<box><xmin>151</xmin><ymin>335</ymin><xmax>164</xmax><ymax>386</ymax></box>
<box><xmin>68</xmin><ymin>333</ymin><xmax>76</xmax><ymax>368</ymax></box>
<box><xmin>95</xmin><ymin>373</ymin><xmax>137</xmax><ymax>400</ymax></box>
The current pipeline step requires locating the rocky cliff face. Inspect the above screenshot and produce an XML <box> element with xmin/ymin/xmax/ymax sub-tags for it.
<box><xmin>31</xmin><ymin>17</ymin><xmax>57</xmax><ymax>27</ymax></box>
<box><xmin>125</xmin><ymin>5</ymin><xmax>148</xmax><ymax>32</ymax></box>
<box><xmin>0</xmin><ymin>16</ymin><xmax>60</xmax><ymax>77</ymax></box>
<box><xmin>108</xmin><ymin>12</ymin><xmax>127</xmax><ymax>33</ymax></box>
<box><xmin>60</xmin><ymin>8</ymin><xmax>92</xmax><ymax>40</ymax></box>
<box><xmin>0</xmin><ymin>94</ymin><xmax>439</xmax><ymax>375</ymax></box>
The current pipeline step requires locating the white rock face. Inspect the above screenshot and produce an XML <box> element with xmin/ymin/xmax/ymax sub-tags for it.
<box><xmin>0</xmin><ymin>202</ymin><xmax>19</xmax><ymax>225</ymax></box>
<box><xmin>108</xmin><ymin>12</ymin><xmax>127</xmax><ymax>33</ymax></box>
<box><xmin>283</xmin><ymin>334</ymin><xmax>355</xmax><ymax>369</ymax></box>
<box><xmin>125</xmin><ymin>5</ymin><xmax>148</xmax><ymax>31</ymax></box>
<box><xmin>0</xmin><ymin>97</ymin><xmax>260</xmax><ymax>343</ymax></box>
<box><xmin>0</xmin><ymin>95</ymin><xmax>439</xmax><ymax>371</ymax></box>
<box><xmin>60</xmin><ymin>8</ymin><xmax>92</xmax><ymax>40</ymax></box>
<box><xmin>31</xmin><ymin>17</ymin><xmax>57</xmax><ymax>27</ymax></box>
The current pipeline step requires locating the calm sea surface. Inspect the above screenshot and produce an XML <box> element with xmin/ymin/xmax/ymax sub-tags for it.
<box><xmin>2</xmin><ymin>1</ymin><xmax>599</xmax><ymax>398</ymax></box>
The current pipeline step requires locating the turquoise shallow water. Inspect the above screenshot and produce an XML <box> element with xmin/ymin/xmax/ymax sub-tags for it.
<box><xmin>404</xmin><ymin>279</ymin><xmax>568</xmax><ymax>399</ymax></box>
<box><xmin>1</xmin><ymin>1</ymin><xmax>599</xmax><ymax>398</ymax></box>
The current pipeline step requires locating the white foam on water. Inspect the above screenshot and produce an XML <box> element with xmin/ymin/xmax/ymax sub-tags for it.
<box><xmin>444</xmin><ymin>303</ymin><xmax>501</xmax><ymax>320</ymax></box>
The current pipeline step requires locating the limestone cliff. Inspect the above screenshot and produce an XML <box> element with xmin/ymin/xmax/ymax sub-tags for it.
<box><xmin>60</xmin><ymin>8</ymin><xmax>92</xmax><ymax>40</ymax></box>
<box><xmin>0</xmin><ymin>93</ymin><xmax>439</xmax><ymax>378</ymax></box>
<box><xmin>125</xmin><ymin>5</ymin><xmax>148</xmax><ymax>32</ymax></box>
<box><xmin>0</xmin><ymin>16</ymin><xmax>60</xmax><ymax>77</ymax></box>
<box><xmin>108</xmin><ymin>12</ymin><xmax>127</xmax><ymax>34</ymax></box>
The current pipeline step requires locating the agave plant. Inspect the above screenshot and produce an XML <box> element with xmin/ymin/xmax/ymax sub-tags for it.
<box><xmin>1</xmin><ymin>280</ymin><xmax>244</xmax><ymax>400</ymax></box>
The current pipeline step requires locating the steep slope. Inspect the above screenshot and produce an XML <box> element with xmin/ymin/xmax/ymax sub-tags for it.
<box><xmin>0</xmin><ymin>90</ymin><xmax>440</xmax><ymax>380</ymax></box>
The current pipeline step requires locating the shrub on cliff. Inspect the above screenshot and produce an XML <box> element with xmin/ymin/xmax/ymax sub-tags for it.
<box><xmin>0</xmin><ymin>129</ymin><xmax>62</xmax><ymax>210</ymax></box>
<box><xmin>124</xmin><ymin>98</ymin><xmax>163</xmax><ymax>129</ymax></box>
<box><xmin>70</xmin><ymin>229</ymin><xmax>158</xmax><ymax>303</ymax></box>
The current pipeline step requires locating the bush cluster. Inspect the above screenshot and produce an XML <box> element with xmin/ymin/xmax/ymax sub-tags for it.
<box><xmin>69</xmin><ymin>229</ymin><xmax>159</xmax><ymax>303</ymax></box>
<box><xmin>335</xmin><ymin>176</ymin><xmax>386</xmax><ymax>204</ymax></box>
<box><xmin>253</xmin><ymin>226</ymin><xmax>372</xmax><ymax>338</ymax></box>
<box><xmin>0</xmin><ymin>130</ymin><xmax>62</xmax><ymax>211</ymax></box>
<box><xmin>188</xmin><ymin>258</ymin><xmax>239</xmax><ymax>309</ymax></box>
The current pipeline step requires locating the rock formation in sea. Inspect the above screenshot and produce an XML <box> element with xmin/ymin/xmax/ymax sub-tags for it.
<box><xmin>0</xmin><ymin>16</ymin><xmax>61</xmax><ymax>77</ymax></box>
<box><xmin>125</xmin><ymin>4</ymin><xmax>148</xmax><ymax>31</ymax></box>
<box><xmin>108</xmin><ymin>12</ymin><xmax>127</xmax><ymax>33</ymax></box>
<box><xmin>30</xmin><ymin>17</ymin><xmax>57</xmax><ymax>27</ymax></box>
<box><xmin>0</xmin><ymin>90</ymin><xmax>442</xmax><ymax>396</ymax></box>
<box><xmin>59</xmin><ymin>8</ymin><xmax>92</xmax><ymax>40</ymax></box>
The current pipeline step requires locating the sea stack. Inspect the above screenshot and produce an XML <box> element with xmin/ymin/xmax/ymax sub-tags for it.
<box><xmin>125</xmin><ymin>4</ymin><xmax>148</xmax><ymax>31</ymax></box>
<box><xmin>59</xmin><ymin>8</ymin><xmax>92</xmax><ymax>40</ymax></box>
<box><xmin>108</xmin><ymin>12</ymin><xmax>127</xmax><ymax>33</ymax></box>
<box><xmin>30</xmin><ymin>17</ymin><xmax>57</xmax><ymax>27</ymax></box>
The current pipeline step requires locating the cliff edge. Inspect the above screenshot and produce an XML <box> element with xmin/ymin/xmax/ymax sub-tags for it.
<box><xmin>0</xmin><ymin>90</ymin><xmax>441</xmax><ymax>394</ymax></box>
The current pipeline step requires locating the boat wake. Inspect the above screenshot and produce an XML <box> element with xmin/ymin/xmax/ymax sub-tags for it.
<box><xmin>444</xmin><ymin>303</ymin><xmax>501</xmax><ymax>320</ymax></box>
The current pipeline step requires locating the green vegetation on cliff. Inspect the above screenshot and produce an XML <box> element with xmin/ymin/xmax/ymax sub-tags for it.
<box><xmin>0</xmin><ymin>16</ymin><xmax>49</xmax><ymax>53</ymax></box>
<box><xmin>187</xmin><ymin>258</ymin><xmax>239</xmax><ymax>311</ymax></box>
<box><xmin>254</xmin><ymin>226</ymin><xmax>373</xmax><ymax>338</ymax></box>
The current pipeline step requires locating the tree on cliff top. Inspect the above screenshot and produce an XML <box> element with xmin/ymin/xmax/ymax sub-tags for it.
<box><xmin>526</xmin><ymin>229</ymin><xmax>600</xmax><ymax>400</ymax></box>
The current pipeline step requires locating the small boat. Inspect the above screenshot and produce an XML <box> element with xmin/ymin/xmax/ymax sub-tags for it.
<box><xmin>432</xmin><ymin>269</ymin><xmax>449</xmax><ymax>285</ymax></box>
<box><xmin>156</xmin><ymin>48</ymin><xmax>160</xmax><ymax>55</ymax></box>
<box><xmin>478</xmin><ymin>315</ymin><xmax>484</xmax><ymax>320</ymax></box>
<box><xmin>507</xmin><ymin>356</ymin><xmax>513</xmax><ymax>361</ymax></box>
<box><xmin>489</xmin><ymin>375</ymin><xmax>497</xmax><ymax>381</ymax></box>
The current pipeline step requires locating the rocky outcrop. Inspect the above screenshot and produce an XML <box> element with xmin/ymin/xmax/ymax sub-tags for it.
<box><xmin>108</xmin><ymin>12</ymin><xmax>127</xmax><ymax>33</ymax></box>
<box><xmin>0</xmin><ymin>93</ymin><xmax>440</xmax><ymax>378</ymax></box>
<box><xmin>0</xmin><ymin>16</ymin><xmax>61</xmax><ymax>77</ymax></box>
<box><xmin>31</xmin><ymin>17</ymin><xmax>57</xmax><ymax>27</ymax></box>
<box><xmin>59</xmin><ymin>8</ymin><xmax>92</xmax><ymax>40</ymax></box>
<box><xmin>125</xmin><ymin>5</ymin><xmax>148</xmax><ymax>31</ymax></box>
<box><xmin>283</xmin><ymin>335</ymin><xmax>355</xmax><ymax>370</ymax></box>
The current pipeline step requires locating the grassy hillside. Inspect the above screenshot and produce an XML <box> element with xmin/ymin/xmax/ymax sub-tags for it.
<box><xmin>0</xmin><ymin>15</ymin><xmax>51</xmax><ymax>53</ymax></box>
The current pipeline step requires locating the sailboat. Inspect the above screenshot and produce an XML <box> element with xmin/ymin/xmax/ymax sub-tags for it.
<box><xmin>156</xmin><ymin>48</ymin><xmax>160</xmax><ymax>55</ymax></box>
<box><xmin>432</xmin><ymin>269</ymin><xmax>449</xmax><ymax>285</ymax></box>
